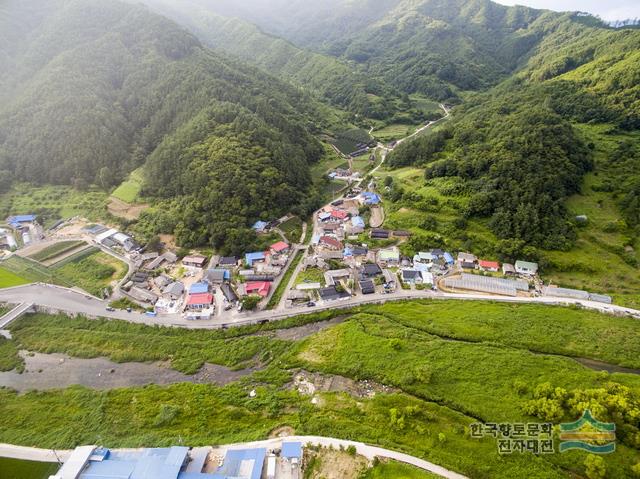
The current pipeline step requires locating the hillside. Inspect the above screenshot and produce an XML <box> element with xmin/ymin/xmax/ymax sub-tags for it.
<box><xmin>135</xmin><ymin>0</ymin><xmax>401</xmax><ymax>120</ymax></box>
<box><xmin>0</xmin><ymin>0</ymin><xmax>325</xmax><ymax>253</ymax></box>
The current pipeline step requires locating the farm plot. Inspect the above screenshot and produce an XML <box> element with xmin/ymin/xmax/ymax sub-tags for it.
<box><xmin>52</xmin><ymin>249</ymin><xmax>127</xmax><ymax>297</ymax></box>
<box><xmin>28</xmin><ymin>240</ymin><xmax>90</xmax><ymax>266</ymax></box>
<box><xmin>331</xmin><ymin>128</ymin><xmax>373</xmax><ymax>156</ymax></box>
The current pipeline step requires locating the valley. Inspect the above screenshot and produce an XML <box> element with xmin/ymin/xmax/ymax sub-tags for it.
<box><xmin>0</xmin><ymin>0</ymin><xmax>639</xmax><ymax>478</ymax></box>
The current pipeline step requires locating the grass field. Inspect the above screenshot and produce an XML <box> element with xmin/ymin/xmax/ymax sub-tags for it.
<box><xmin>330</xmin><ymin>128</ymin><xmax>372</xmax><ymax>156</ymax></box>
<box><xmin>0</xmin><ymin>266</ymin><xmax>30</xmax><ymax>288</ymax></box>
<box><xmin>373</xmin><ymin>124</ymin><xmax>415</xmax><ymax>142</ymax></box>
<box><xmin>363</xmin><ymin>461</ymin><xmax>440</xmax><ymax>478</ymax></box>
<box><xmin>0</xmin><ymin>249</ymin><xmax>126</xmax><ymax>296</ymax></box>
<box><xmin>0</xmin><ymin>183</ymin><xmax>108</xmax><ymax>228</ymax></box>
<box><xmin>53</xmin><ymin>250</ymin><xmax>127</xmax><ymax>297</ymax></box>
<box><xmin>0</xmin><ymin>458</ymin><xmax>58</xmax><ymax>479</ymax></box>
<box><xmin>2</xmin><ymin>302</ymin><xmax>640</xmax><ymax>478</ymax></box>
<box><xmin>111</xmin><ymin>168</ymin><xmax>144</xmax><ymax>203</ymax></box>
<box><xmin>28</xmin><ymin>240</ymin><xmax>87</xmax><ymax>263</ymax></box>
<box><xmin>294</xmin><ymin>267</ymin><xmax>325</xmax><ymax>286</ymax></box>
<box><xmin>279</xmin><ymin>216</ymin><xmax>303</xmax><ymax>244</ymax></box>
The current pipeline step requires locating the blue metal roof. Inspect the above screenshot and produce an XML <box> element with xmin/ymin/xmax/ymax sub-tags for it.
<box><xmin>216</xmin><ymin>448</ymin><xmax>266</xmax><ymax>479</ymax></box>
<box><xmin>245</xmin><ymin>252</ymin><xmax>266</xmax><ymax>266</ymax></box>
<box><xmin>281</xmin><ymin>442</ymin><xmax>302</xmax><ymax>460</ymax></box>
<box><xmin>78</xmin><ymin>447</ymin><xmax>189</xmax><ymax>479</ymax></box>
<box><xmin>351</xmin><ymin>216</ymin><xmax>365</xmax><ymax>228</ymax></box>
<box><xmin>189</xmin><ymin>282</ymin><xmax>209</xmax><ymax>294</ymax></box>
<box><xmin>443</xmin><ymin>252</ymin><xmax>454</xmax><ymax>264</ymax></box>
<box><xmin>7</xmin><ymin>214</ymin><xmax>36</xmax><ymax>223</ymax></box>
<box><xmin>252</xmin><ymin>221</ymin><xmax>267</xmax><ymax>231</ymax></box>
<box><xmin>362</xmin><ymin>192</ymin><xmax>380</xmax><ymax>205</ymax></box>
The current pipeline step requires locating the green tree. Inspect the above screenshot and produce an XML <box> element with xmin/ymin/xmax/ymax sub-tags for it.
<box><xmin>584</xmin><ymin>455</ymin><xmax>606</xmax><ymax>479</ymax></box>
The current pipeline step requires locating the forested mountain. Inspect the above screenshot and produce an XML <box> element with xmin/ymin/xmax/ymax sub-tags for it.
<box><xmin>0</xmin><ymin>0</ymin><xmax>325</xmax><ymax>253</ymax></box>
<box><xmin>136</xmin><ymin>0</ymin><xmax>634</xmax><ymax>104</ymax></box>
<box><xmin>135</xmin><ymin>0</ymin><xmax>401</xmax><ymax>120</ymax></box>
<box><xmin>388</xmin><ymin>12</ymin><xmax>640</xmax><ymax>249</ymax></box>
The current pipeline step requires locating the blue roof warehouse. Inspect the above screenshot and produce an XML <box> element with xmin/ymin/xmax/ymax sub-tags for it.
<box><xmin>50</xmin><ymin>445</ymin><xmax>267</xmax><ymax>479</ymax></box>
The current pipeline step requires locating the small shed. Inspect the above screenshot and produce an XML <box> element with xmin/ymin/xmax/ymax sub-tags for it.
<box><xmin>281</xmin><ymin>442</ymin><xmax>303</xmax><ymax>462</ymax></box>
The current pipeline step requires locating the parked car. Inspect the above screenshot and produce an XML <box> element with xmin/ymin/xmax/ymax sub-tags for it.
<box><xmin>306</xmin><ymin>301</ymin><xmax>316</xmax><ymax>307</ymax></box>
<box><xmin>105</xmin><ymin>307</ymin><xmax>115</xmax><ymax>312</ymax></box>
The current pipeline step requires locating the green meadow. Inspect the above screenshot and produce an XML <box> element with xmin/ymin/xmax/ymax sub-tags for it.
<box><xmin>1</xmin><ymin>301</ymin><xmax>639</xmax><ymax>478</ymax></box>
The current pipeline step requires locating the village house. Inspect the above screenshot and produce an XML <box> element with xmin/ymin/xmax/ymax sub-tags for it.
<box><xmin>359</xmin><ymin>192</ymin><xmax>381</xmax><ymax>206</ymax></box>
<box><xmin>457</xmin><ymin>252</ymin><xmax>477</xmax><ymax>266</ymax></box>
<box><xmin>321</xmin><ymin>223</ymin><xmax>341</xmax><ymax>235</ymax></box>
<box><xmin>319</xmin><ymin>250</ymin><xmax>344</xmax><ymax>261</ymax></box>
<box><xmin>378</xmin><ymin>247</ymin><xmax>400</xmax><ymax>266</ymax></box>
<box><xmin>370</xmin><ymin>228</ymin><xmax>390</xmax><ymax>239</ymax></box>
<box><xmin>515</xmin><ymin>260</ymin><xmax>539</xmax><ymax>276</ymax></box>
<box><xmin>270</xmin><ymin>241</ymin><xmax>290</xmax><ymax>255</ymax></box>
<box><xmin>217</xmin><ymin>256</ymin><xmax>238</xmax><ymax>269</ymax></box>
<box><xmin>478</xmin><ymin>260</ymin><xmax>500</xmax><ymax>272</ymax></box>
<box><xmin>206</xmin><ymin>268</ymin><xmax>228</xmax><ymax>285</ymax></box>
<box><xmin>245</xmin><ymin>281</ymin><xmax>271</xmax><ymax>297</ymax></box>
<box><xmin>413</xmin><ymin>252</ymin><xmax>435</xmax><ymax>265</ymax></box>
<box><xmin>163</xmin><ymin>281</ymin><xmax>184</xmax><ymax>300</ymax></box>
<box><xmin>221</xmin><ymin>283</ymin><xmax>238</xmax><ymax>303</ymax></box>
<box><xmin>319</xmin><ymin>236</ymin><xmax>343</xmax><ymax>251</ymax></box>
<box><xmin>359</xmin><ymin>279</ymin><xmax>375</xmax><ymax>295</ymax></box>
<box><xmin>182</xmin><ymin>255</ymin><xmax>207</xmax><ymax>269</ymax></box>
<box><xmin>502</xmin><ymin>263</ymin><xmax>516</xmax><ymax>275</ymax></box>
<box><xmin>189</xmin><ymin>282</ymin><xmax>209</xmax><ymax>295</ymax></box>
<box><xmin>129</xmin><ymin>286</ymin><xmax>158</xmax><ymax>304</ymax></box>
<box><xmin>330</xmin><ymin>209</ymin><xmax>349</xmax><ymax>221</ymax></box>
<box><xmin>252</xmin><ymin>220</ymin><xmax>268</xmax><ymax>233</ymax></box>
<box><xmin>153</xmin><ymin>274</ymin><xmax>171</xmax><ymax>289</ymax></box>
<box><xmin>186</xmin><ymin>292</ymin><xmax>214</xmax><ymax>311</ymax></box>
<box><xmin>245</xmin><ymin>251</ymin><xmax>267</xmax><ymax>268</ymax></box>
<box><xmin>360</xmin><ymin>263</ymin><xmax>382</xmax><ymax>279</ymax></box>
<box><xmin>324</xmin><ymin>269</ymin><xmax>352</xmax><ymax>287</ymax></box>
<box><xmin>319</xmin><ymin>285</ymin><xmax>350</xmax><ymax>302</ymax></box>
<box><xmin>402</xmin><ymin>269</ymin><xmax>433</xmax><ymax>285</ymax></box>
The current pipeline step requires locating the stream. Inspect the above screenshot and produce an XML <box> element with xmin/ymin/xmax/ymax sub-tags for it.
<box><xmin>0</xmin><ymin>351</ymin><xmax>254</xmax><ymax>392</ymax></box>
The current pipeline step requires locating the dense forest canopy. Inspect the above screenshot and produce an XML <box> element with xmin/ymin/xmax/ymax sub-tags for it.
<box><xmin>0</xmin><ymin>0</ymin><xmax>327</xmax><ymax>253</ymax></box>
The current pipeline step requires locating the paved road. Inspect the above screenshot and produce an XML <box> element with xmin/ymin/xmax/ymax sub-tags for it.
<box><xmin>0</xmin><ymin>436</ymin><xmax>468</xmax><ymax>478</ymax></box>
<box><xmin>1</xmin><ymin>283</ymin><xmax>638</xmax><ymax>331</ymax></box>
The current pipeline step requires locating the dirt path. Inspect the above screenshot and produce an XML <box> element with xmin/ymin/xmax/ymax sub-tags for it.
<box><xmin>369</xmin><ymin>205</ymin><xmax>384</xmax><ymax>228</ymax></box>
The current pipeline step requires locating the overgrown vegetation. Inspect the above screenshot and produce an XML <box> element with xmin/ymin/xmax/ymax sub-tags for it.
<box><xmin>3</xmin><ymin>301</ymin><xmax>640</xmax><ymax>477</ymax></box>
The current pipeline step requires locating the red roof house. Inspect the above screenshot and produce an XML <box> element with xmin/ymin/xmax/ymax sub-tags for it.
<box><xmin>187</xmin><ymin>293</ymin><xmax>214</xmax><ymax>309</ymax></box>
<box><xmin>270</xmin><ymin>241</ymin><xmax>290</xmax><ymax>254</ymax></box>
<box><xmin>245</xmin><ymin>281</ymin><xmax>271</xmax><ymax>297</ymax></box>
<box><xmin>478</xmin><ymin>260</ymin><xmax>500</xmax><ymax>272</ymax></box>
<box><xmin>320</xmin><ymin>236</ymin><xmax>343</xmax><ymax>250</ymax></box>
<box><xmin>330</xmin><ymin>210</ymin><xmax>348</xmax><ymax>220</ymax></box>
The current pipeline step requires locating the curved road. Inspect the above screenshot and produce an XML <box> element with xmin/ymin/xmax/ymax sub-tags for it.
<box><xmin>0</xmin><ymin>436</ymin><xmax>468</xmax><ymax>479</ymax></box>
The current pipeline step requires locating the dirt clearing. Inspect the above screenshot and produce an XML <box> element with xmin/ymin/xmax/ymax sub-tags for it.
<box><xmin>108</xmin><ymin>197</ymin><xmax>149</xmax><ymax>220</ymax></box>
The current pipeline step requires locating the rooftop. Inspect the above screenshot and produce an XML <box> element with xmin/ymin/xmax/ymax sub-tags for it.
<box><xmin>270</xmin><ymin>241</ymin><xmax>289</xmax><ymax>253</ymax></box>
<box><xmin>186</xmin><ymin>293</ymin><xmax>214</xmax><ymax>306</ymax></box>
